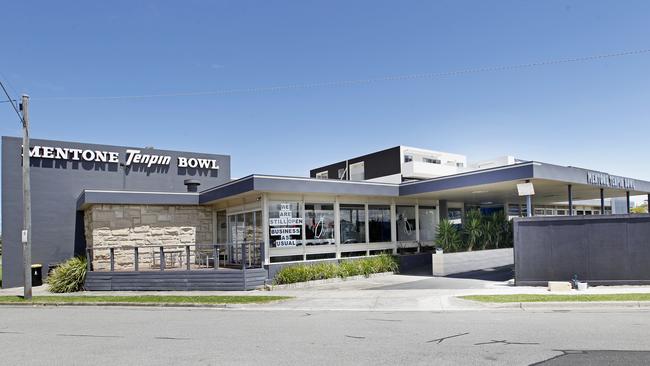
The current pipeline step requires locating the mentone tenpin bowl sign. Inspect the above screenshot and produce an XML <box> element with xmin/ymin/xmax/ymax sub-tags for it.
<box><xmin>24</xmin><ymin>145</ymin><xmax>219</xmax><ymax>170</ymax></box>
<box><xmin>587</xmin><ymin>171</ymin><xmax>635</xmax><ymax>190</ymax></box>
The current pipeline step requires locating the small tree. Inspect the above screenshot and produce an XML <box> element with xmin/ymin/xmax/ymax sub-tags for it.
<box><xmin>436</xmin><ymin>219</ymin><xmax>461</xmax><ymax>252</ymax></box>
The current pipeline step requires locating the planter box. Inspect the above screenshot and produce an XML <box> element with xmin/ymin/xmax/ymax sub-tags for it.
<box><xmin>268</xmin><ymin>272</ymin><xmax>394</xmax><ymax>290</ymax></box>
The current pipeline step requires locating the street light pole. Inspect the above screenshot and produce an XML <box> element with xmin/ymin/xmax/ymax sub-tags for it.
<box><xmin>21</xmin><ymin>94</ymin><xmax>32</xmax><ymax>300</ymax></box>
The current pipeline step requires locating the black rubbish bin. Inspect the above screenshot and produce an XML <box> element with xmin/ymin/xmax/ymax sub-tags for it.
<box><xmin>31</xmin><ymin>264</ymin><xmax>43</xmax><ymax>286</ymax></box>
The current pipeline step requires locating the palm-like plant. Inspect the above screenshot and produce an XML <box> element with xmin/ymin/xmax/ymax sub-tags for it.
<box><xmin>436</xmin><ymin>219</ymin><xmax>461</xmax><ymax>252</ymax></box>
<box><xmin>490</xmin><ymin>211</ymin><xmax>507</xmax><ymax>249</ymax></box>
<box><xmin>463</xmin><ymin>210</ymin><xmax>483</xmax><ymax>251</ymax></box>
<box><xmin>481</xmin><ymin>218</ymin><xmax>495</xmax><ymax>250</ymax></box>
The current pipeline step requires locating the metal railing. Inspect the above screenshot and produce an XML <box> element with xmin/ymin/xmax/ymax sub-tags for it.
<box><xmin>86</xmin><ymin>242</ymin><xmax>263</xmax><ymax>272</ymax></box>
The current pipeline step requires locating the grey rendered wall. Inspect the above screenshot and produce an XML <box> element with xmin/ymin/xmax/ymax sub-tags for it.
<box><xmin>1</xmin><ymin>136</ymin><xmax>230</xmax><ymax>288</ymax></box>
<box><xmin>514</xmin><ymin>215</ymin><xmax>650</xmax><ymax>286</ymax></box>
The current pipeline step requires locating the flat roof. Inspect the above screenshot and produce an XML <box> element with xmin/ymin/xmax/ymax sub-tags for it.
<box><xmin>78</xmin><ymin>161</ymin><xmax>650</xmax><ymax>207</ymax></box>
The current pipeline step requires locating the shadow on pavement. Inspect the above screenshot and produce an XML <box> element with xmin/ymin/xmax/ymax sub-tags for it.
<box><xmin>532</xmin><ymin>350</ymin><xmax>650</xmax><ymax>366</ymax></box>
<box><xmin>369</xmin><ymin>265</ymin><xmax>514</xmax><ymax>290</ymax></box>
<box><xmin>446</xmin><ymin>265</ymin><xmax>514</xmax><ymax>282</ymax></box>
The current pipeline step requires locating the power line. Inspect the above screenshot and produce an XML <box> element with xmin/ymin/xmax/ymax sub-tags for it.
<box><xmin>29</xmin><ymin>48</ymin><xmax>650</xmax><ymax>101</ymax></box>
<box><xmin>0</xmin><ymin>79</ymin><xmax>23</xmax><ymax>123</ymax></box>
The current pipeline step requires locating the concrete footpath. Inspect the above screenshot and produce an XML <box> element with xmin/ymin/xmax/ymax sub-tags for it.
<box><xmin>2</xmin><ymin>274</ymin><xmax>650</xmax><ymax>311</ymax></box>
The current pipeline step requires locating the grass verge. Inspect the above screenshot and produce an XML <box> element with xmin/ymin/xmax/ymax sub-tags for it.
<box><xmin>461</xmin><ymin>293</ymin><xmax>650</xmax><ymax>303</ymax></box>
<box><xmin>0</xmin><ymin>295</ymin><xmax>291</xmax><ymax>305</ymax></box>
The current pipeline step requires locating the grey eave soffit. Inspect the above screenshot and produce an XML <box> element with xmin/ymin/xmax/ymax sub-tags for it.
<box><xmin>199</xmin><ymin>174</ymin><xmax>400</xmax><ymax>204</ymax></box>
<box><xmin>399</xmin><ymin>162</ymin><xmax>536</xmax><ymax>196</ymax></box>
<box><xmin>77</xmin><ymin>190</ymin><xmax>199</xmax><ymax>210</ymax></box>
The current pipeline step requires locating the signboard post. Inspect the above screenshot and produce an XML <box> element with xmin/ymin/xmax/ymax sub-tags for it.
<box><xmin>517</xmin><ymin>182</ymin><xmax>535</xmax><ymax>217</ymax></box>
<box><xmin>21</xmin><ymin>95</ymin><xmax>32</xmax><ymax>300</ymax></box>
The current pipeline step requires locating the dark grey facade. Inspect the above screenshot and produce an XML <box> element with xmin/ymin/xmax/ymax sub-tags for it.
<box><xmin>310</xmin><ymin>146</ymin><xmax>401</xmax><ymax>181</ymax></box>
<box><xmin>1</xmin><ymin>136</ymin><xmax>230</xmax><ymax>288</ymax></box>
<box><xmin>514</xmin><ymin>215</ymin><xmax>650</xmax><ymax>286</ymax></box>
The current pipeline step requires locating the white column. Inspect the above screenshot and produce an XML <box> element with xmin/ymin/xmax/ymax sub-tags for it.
<box><xmin>414</xmin><ymin>203</ymin><xmax>420</xmax><ymax>252</ymax></box>
<box><xmin>390</xmin><ymin>199</ymin><xmax>397</xmax><ymax>254</ymax></box>
<box><xmin>364</xmin><ymin>203</ymin><xmax>370</xmax><ymax>244</ymax></box>
<box><xmin>301</xmin><ymin>198</ymin><xmax>306</xmax><ymax>261</ymax></box>
<box><xmin>262</xmin><ymin>193</ymin><xmax>270</xmax><ymax>265</ymax></box>
<box><xmin>211</xmin><ymin>208</ymin><xmax>217</xmax><ymax>245</ymax></box>
<box><xmin>334</xmin><ymin>197</ymin><xmax>341</xmax><ymax>259</ymax></box>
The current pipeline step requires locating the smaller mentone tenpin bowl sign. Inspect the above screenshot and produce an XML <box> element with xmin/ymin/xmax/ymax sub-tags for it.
<box><xmin>587</xmin><ymin>171</ymin><xmax>635</xmax><ymax>190</ymax></box>
<box><xmin>24</xmin><ymin>145</ymin><xmax>219</xmax><ymax>170</ymax></box>
<box><xmin>269</xmin><ymin>203</ymin><xmax>303</xmax><ymax>247</ymax></box>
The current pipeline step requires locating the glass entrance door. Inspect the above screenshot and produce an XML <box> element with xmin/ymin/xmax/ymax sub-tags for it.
<box><xmin>227</xmin><ymin>211</ymin><xmax>263</xmax><ymax>266</ymax></box>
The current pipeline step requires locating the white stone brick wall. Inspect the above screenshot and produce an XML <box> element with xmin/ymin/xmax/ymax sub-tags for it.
<box><xmin>84</xmin><ymin>204</ymin><xmax>213</xmax><ymax>271</ymax></box>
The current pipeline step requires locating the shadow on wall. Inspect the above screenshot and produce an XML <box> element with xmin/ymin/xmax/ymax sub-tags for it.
<box><xmin>31</xmin><ymin>159</ymin><xmax>119</xmax><ymax>172</ymax></box>
<box><xmin>29</xmin><ymin>158</ymin><xmax>219</xmax><ymax>177</ymax></box>
<box><xmin>177</xmin><ymin>167</ymin><xmax>219</xmax><ymax>177</ymax></box>
<box><xmin>125</xmin><ymin>165</ymin><xmax>170</xmax><ymax>176</ymax></box>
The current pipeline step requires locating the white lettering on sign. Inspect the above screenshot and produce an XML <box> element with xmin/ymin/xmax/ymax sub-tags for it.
<box><xmin>177</xmin><ymin>157</ymin><xmax>219</xmax><ymax>170</ymax></box>
<box><xmin>125</xmin><ymin>149</ymin><xmax>172</xmax><ymax>167</ymax></box>
<box><xmin>275</xmin><ymin>240</ymin><xmax>298</xmax><ymax>247</ymax></box>
<box><xmin>587</xmin><ymin>171</ymin><xmax>635</xmax><ymax>190</ymax></box>
<box><xmin>269</xmin><ymin>218</ymin><xmax>303</xmax><ymax>226</ymax></box>
<box><xmin>270</xmin><ymin>227</ymin><xmax>301</xmax><ymax>236</ymax></box>
<box><xmin>21</xmin><ymin>145</ymin><xmax>219</xmax><ymax>171</ymax></box>
<box><xmin>26</xmin><ymin>145</ymin><xmax>120</xmax><ymax>163</ymax></box>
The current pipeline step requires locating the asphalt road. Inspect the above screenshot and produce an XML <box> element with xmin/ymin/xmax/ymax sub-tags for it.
<box><xmin>1</xmin><ymin>307</ymin><xmax>650</xmax><ymax>365</ymax></box>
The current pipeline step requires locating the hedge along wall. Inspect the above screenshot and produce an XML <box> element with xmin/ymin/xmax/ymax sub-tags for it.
<box><xmin>84</xmin><ymin>204</ymin><xmax>213</xmax><ymax>271</ymax></box>
<box><xmin>514</xmin><ymin>214</ymin><xmax>650</xmax><ymax>286</ymax></box>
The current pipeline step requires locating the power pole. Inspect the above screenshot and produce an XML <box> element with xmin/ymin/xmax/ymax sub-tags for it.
<box><xmin>21</xmin><ymin>94</ymin><xmax>32</xmax><ymax>300</ymax></box>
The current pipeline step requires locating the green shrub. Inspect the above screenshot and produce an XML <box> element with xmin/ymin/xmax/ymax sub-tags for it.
<box><xmin>436</xmin><ymin>219</ymin><xmax>462</xmax><ymax>252</ymax></box>
<box><xmin>273</xmin><ymin>254</ymin><xmax>398</xmax><ymax>285</ymax></box>
<box><xmin>46</xmin><ymin>256</ymin><xmax>87</xmax><ymax>293</ymax></box>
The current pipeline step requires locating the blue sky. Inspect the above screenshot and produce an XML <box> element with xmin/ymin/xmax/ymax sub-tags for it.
<box><xmin>1</xmin><ymin>1</ymin><xmax>649</xmax><ymax>183</ymax></box>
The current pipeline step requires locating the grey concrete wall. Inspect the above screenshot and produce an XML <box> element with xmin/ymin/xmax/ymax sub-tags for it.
<box><xmin>1</xmin><ymin>136</ymin><xmax>230</xmax><ymax>288</ymax></box>
<box><xmin>514</xmin><ymin>215</ymin><xmax>650</xmax><ymax>286</ymax></box>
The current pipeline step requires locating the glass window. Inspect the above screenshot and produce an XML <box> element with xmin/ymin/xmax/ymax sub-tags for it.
<box><xmin>304</xmin><ymin>203</ymin><xmax>335</xmax><ymax>245</ymax></box>
<box><xmin>456</xmin><ymin>162</ymin><xmax>464</xmax><ymax>167</ymax></box>
<box><xmin>508</xmin><ymin>204</ymin><xmax>521</xmax><ymax>216</ymax></box>
<box><xmin>243</xmin><ymin>211</ymin><xmax>263</xmax><ymax>243</ymax></box>
<box><xmin>340</xmin><ymin>204</ymin><xmax>366</xmax><ymax>244</ymax></box>
<box><xmin>534</xmin><ymin>208</ymin><xmax>545</xmax><ymax>216</ymax></box>
<box><xmin>556</xmin><ymin>209</ymin><xmax>566</xmax><ymax>215</ymax></box>
<box><xmin>268</xmin><ymin>202</ymin><xmax>303</xmax><ymax>247</ymax></box>
<box><xmin>418</xmin><ymin>206</ymin><xmax>437</xmax><ymax>242</ymax></box>
<box><xmin>577</xmin><ymin>210</ymin><xmax>584</xmax><ymax>215</ymax></box>
<box><xmin>315</xmin><ymin>171</ymin><xmax>328</xmax><ymax>179</ymax></box>
<box><xmin>349</xmin><ymin>162</ymin><xmax>365</xmax><ymax>181</ymax></box>
<box><xmin>337</xmin><ymin>168</ymin><xmax>346</xmax><ymax>179</ymax></box>
<box><xmin>423</xmin><ymin>157</ymin><xmax>441</xmax><ymax>164</ymax></box>
<box><xmin>368</xmin><ymin>205</ymin><xmax>391</xmax><ymax>243</ymax></box>
<box><xmin>216</xmin><ymin>210</ymin><xmax>227</xmax><ymax>244</ymax></box>
<box><xmin>448</xmin><ymin>207</ymin><xmax>463</xmax><ymax>224</ymax></box>
<box><xmin>404</xmin><ymin>155</ymin><xmax>413</xmax><ymax>163</ymax></box>
<box><xmin>396</xmin><ymin>206</ymin><xmax>416</xmax><ymax>241</ymax></box>
<box><xmin>545</xmin><ymin>209</ymin><xmax>554</xmax><ymax>216</ymax></box>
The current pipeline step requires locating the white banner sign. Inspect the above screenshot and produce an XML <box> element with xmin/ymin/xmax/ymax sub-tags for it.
<box><xmin>270</xmin><ymin>202</ymin><xmax>301</xmax><ymax>247</ymax></box>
